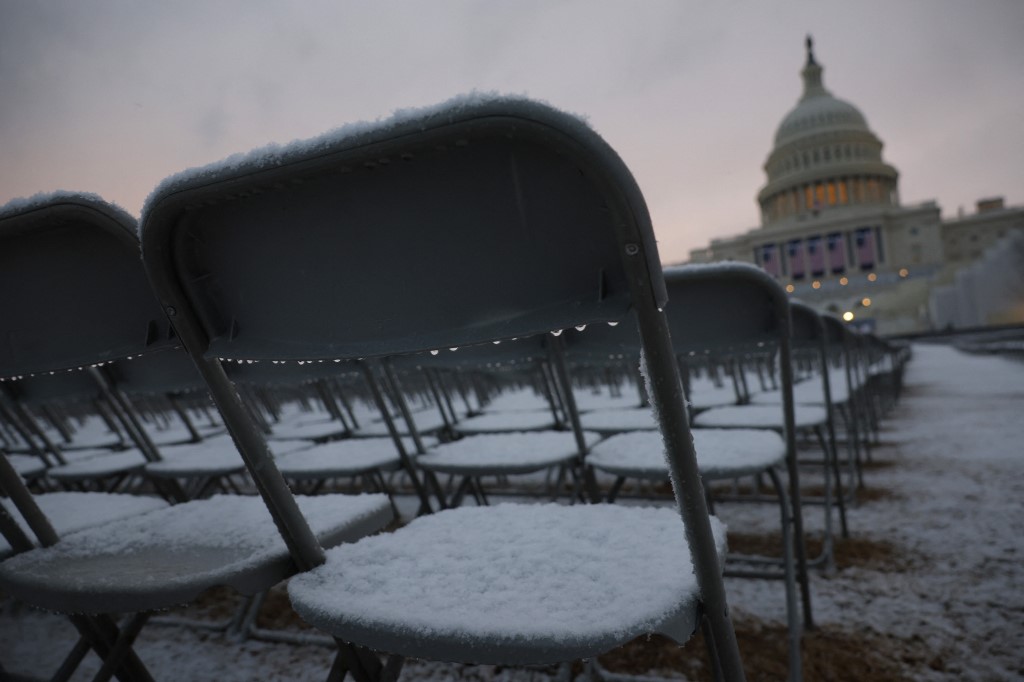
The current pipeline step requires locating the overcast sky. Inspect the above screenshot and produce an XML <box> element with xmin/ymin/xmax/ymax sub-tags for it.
<box><xmin>2</xmin><ymin>0</ymin><xmax>1022</xmax><ymax>263</ymax></box>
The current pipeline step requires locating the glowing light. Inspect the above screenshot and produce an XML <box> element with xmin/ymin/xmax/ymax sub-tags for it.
<box><xmin>785</xmin><ymin>284</ymin><xmax>795</xmax><ymax>293</ymax></box>
<box><xmin>842</xmin><ymin>311</ymin><xmax>855</xmax><ymax>322</ymax></box>
<box><xmin>899</xmin><ymin>268</ymin><xmax>909</xmax><ymax>278</ymax></box>
<box><xmin>607</xmin><ymin>321</ymin><xmax>620</xmax><ymax>327</ymax></box>
<box><xmin>574</xmin><ymin>325</ymin><xmax>587</xmax><ymax>331</ymax></box>
<box><xmin>839</xmin><ymin>277</ymin><xmax>849</xmax><ymax>286</ymax></box>
<box><xmin>430</xmin><ymin>350</ymin><xmax>439</xmax><ymax>356</ymax></box>
<box><xmin>861</xmin><ymin>297</ymin><xmax>872</xmax><ymax>307</ymax></box>
<box><xmin>811</xmin><ymin>280</ymin><xmax>821</xmax><ymax>290</ymax></box>
<box><xmin>867</xmin><ymin>273</ymin><xmax>877</xmax><ymax>282</ymax></box>
<box><xmin>550</xmin><ymin>329</ymin><xmax>563</xmax><ymax>336</ymax></box>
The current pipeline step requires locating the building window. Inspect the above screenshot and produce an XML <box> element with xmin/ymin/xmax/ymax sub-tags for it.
<box><xmin>855</xmin><ymin>227</ymin><xmax>876</xmax><ymax>269</ymax></box>
<box><xmin>827</xmin><ymin>232</ymin><xmax>845</xmax><ymax>273</ymax></box>
<box><xmin>838</xmin><ymin>181</ymin><xmax>848</xmax><ymax>204</ymax></box>
<box><xmin>827</xmin><ymin>181</ymin><xmax>837</xmax><ymax>206</ymax></box>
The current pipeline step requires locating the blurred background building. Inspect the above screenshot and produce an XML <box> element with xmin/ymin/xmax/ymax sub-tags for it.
<box><xmin>687</xmin><ymin>38</ymin><xmax>1024</xmax><ymax>334</ymax></box>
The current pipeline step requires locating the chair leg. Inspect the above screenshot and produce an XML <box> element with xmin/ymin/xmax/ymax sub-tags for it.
<box><xmin>769</xmin><ymin>467</ymin><xmax>803</xmax><ymax>682</ymax></box>
<box><xmin>91</xmin><ymin>613</ymin><xmax>152</xmax><ymax>682</ymax></box>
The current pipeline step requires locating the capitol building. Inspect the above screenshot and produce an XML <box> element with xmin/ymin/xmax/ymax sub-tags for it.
<box><xmin>688</xmin><ymin>38</ymin><xmax>1024</xmax><ymax>335</ymax></box>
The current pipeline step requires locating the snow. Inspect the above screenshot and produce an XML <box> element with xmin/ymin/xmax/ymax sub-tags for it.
<box><xmin>454</xmin><ymin>411</ymin><xmax>557</xmax><ymax>433</ymax></box>
<box><xmin>288</xmin><ymin>504</ymin><xmax>727</xmax><ymax>663</ymax></box>
<box><xmin>417</xmin><ymin>431</ymin><xmax>601</xmax><ymax>476</ymax></box>
<box><xmin>140</xmin><ymin>93</ymin><xmax>586</xmax><ymax>230</ymax></box>
<box><xmin>693</xmin><ymin>403</ymin><xmax>829</xmax><ymax>429</ymax></box>
<box><xmin>0</xmin><ymin>494</ymin><xmax>392</xmax><ymax>614</ymax></box>
<box><xmin>580</xmin><ymin>407</ymin><xmax>658</xmax><ymax>432</ymax></box>
<box><xmin>589</xmin><ymin>428</ymin><xmax>785</xmax><ymax>480</ymax></box>
<box><xmin>276</xmin><ymin>438</ymin><xmax>411</xmax><ymax>477</ymax></box>
<box><xmin>0</xmin><ymin>492</ymin><xmax>168</xmax><ymax>556</ymax></box>
<box><xmin>0</xmin><ymin>190</ymin><xmax>134</xmax><ymax>226</ymax></box>
<box><xmin>46</xmin><ymin>450</ymin><xmax>149</xmax><ymax>479</ymax></box>
<box><xmin>1</xmin><ymin>343</ymin><xmax>1023</xmax><ymax>679</ymax></box>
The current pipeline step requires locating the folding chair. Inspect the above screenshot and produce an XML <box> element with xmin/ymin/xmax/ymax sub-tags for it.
<box><xmin>140</xmin><ymin>95</ymin><xmax>744</xmax><ymax>680</ymax></box>
<box><xmin>565</xmin><ymin>270</ymin><xmax>805</xmax><ymax>680</ymax></box>
<box><xmin>0</xmin><ymin>192</ymin><xmax>393</xmax><ymax>680</ymax></box>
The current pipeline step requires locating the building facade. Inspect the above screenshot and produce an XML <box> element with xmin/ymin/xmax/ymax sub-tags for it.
<box><xmin>688</xmin><ymin>38</ymin><xmax>1024</xmax><ymax>334</ymax></box>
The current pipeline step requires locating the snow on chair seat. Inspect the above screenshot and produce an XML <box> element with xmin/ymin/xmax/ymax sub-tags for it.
<box><xmin>0</xmin><ymin>491</ymin><xmax>168</xmax><ymax>558</ymax></box>
<box><xmin>416</xmin><ymin>430</ymin><xmax>601</xmax><ymax>477</ymax></box>
<box><xmin>580</xmin><ymin>406</ymin><xmax>658</xmax><ymax>433</ymax></box>
<box><xmin>0</xmin><ymin>494</ymin><xmax>392</xmax><ymax>614</ymax></box>
<box><xmin>589</xmin><ymin>428</ymin><xmax>786</xmax><ymax>482</ymax></box>
<box><xmin>289</xmin><ymin>504</ymin><xmax>726</xmax><ymax>665</ymax></box>
<box><xmin>275</xmin><ymin>437</ymin><xmax>411</xmax><ymax>479</ymax></box>
<box><xmin>452</xmin><ymin>410</ymin><xmax>557</xmax><ymax>434</ymax></box>
<box><xmin>694</xmin><ymin>403</ymin><xmax>829</xmax><ymax>430</ymax></box>
<box><xmin>47</xmin><ymin>450</ymin><xmax>149</xmax><ymax>482</ymax></box>
<box><xmin>7</xmin><ymin>454</ymin><xmax>47</xmax><ymax>479</ymax></box>
<box><xmin>143</xmin><ymin>436</ymin><xmax>247</xmax><ymax>479</ymax></box>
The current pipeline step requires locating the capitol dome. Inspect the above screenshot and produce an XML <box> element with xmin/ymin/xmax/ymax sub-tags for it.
<box><xmin>758</xmin><ymin>38</ymin><xmax>899</xmax><ymax>226</ymax></box>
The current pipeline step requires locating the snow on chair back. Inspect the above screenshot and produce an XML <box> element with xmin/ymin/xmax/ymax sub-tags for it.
<box><xmin>0</xmin><ymin>193</ymin><xmax>176</xmax><ymax>381</ymax></box>
<box><xmin>142</xmin><ymin>96</ymin><xmax>665</xmax><ymax>364</ymax></box>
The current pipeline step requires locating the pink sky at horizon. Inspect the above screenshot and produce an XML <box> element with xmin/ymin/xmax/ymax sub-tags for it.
<box><xmin>2</xmin><ymin>1</ymin><xmax>1022</xmax><ymax>264</ymax></box>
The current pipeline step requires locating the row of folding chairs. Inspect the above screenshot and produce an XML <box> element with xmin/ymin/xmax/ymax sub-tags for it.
<box><xmin>0</xmin><ymin>98</ymin><xmax>761</xmax><ymax>679</ymax></box>
<box><xmin>0</xmin><ymin>95</ymin><xmax>909</xmax><ymax>682</ymax></box>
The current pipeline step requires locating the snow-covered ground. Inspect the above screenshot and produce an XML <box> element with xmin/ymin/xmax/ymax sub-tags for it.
<box><xmin>1</xmin><ymin>343</ymin><xmax>1022</xmax><ymax>680</ymax></box>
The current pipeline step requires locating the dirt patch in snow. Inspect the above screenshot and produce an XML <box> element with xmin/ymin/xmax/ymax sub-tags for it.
<box><xmin>598</xmin><ymin>617</ymin><xmax>949</xmax><ymax>681</ymax></box>
<box><xmin>727</xmin><ymin>531</ymin><xmax>924</xmax><ymax>572</ymax></box>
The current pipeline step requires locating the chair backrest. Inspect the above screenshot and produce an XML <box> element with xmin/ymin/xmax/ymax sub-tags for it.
<box><xmin>0</xmin><ymin>193</ymin><xmax>176</xmax><ymax>381</ymax></box>
<box><xmin>142</xmin><ymin>97</ymin><xmax>666</xmax><ymax>364</ymax></box>
<box><xmin>138</xmin><ymin>98</ymin><xmax>743</xmax><ymax>673</ymax></box>
<box><xmin>662</xmin><ymin>263</ymin><xmax>786</xmax><ymax>354</ymax></box>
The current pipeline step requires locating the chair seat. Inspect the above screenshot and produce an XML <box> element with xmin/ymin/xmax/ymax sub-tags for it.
<box><xmin>269</xmin><ymin>416</ymin><xmax>350</xmax><ymax>441</ymax></box>
<box><xmin>0</xmin><ymin>492</ymin><xmax>169</xmax><ymax>557</ymax></box>
<box><xmin>7</xmin><ymin>454</ymin><xmax>46</xmax><ymax>479</ymax></box>
<box><xmin>750</xmin><ymin>374</ymin><xmax>850</xmax><ymax>406</ymax></box>
<box><xmin>416</xmin><ymin>431</ymin><xmax>601</xmax><ymax>476</ymax></box>
<box><xmin>579</xmin><ymin>407</ymin><xmax>657</xmax><ymax>433</ymax></box>
<box><xmin>693</xmin><ymin>404</ymin><xmax>829</xmax><ymax>430</ymax></box>
<box><xmin>359</xmin><ymin>409</ymin><xmax>449</xmax><ymax>437</ymax></box>
<box><xmin>48</xmin><ymin>451</ymin><xmax>149</xmax><ymax>482</ymax></box>
<box><xmin>144</xmin><ymin>438</ymin><xmax>246</xmax><ymax>478</ymax></box>
<box><xmin>0</xmin><ymin>494</ymin><xmax>393</xmax><ymax>613</ymax></box>
<box><xmin>589</xmin><ymin>428</ymin><xmax>786</xmax><ymax>480</ymax></box>
<box><xmin>276</xmin><ymin>438</ymin><xmax>413</xmax><ymax>479</ymax></box>
<box><xmin>454</xmin><ymin>411</ymin><xmax>556</xmax><ymax>434</ymax></box>
<box><xmin>688</xmin><ymin>386</ymin><xmax>740</xmax><ymax>410</ymax></box>
<box><xmin>288</xmin><ymin>503</ymin><xmax>726</xmax><ymax>665</ymax></box>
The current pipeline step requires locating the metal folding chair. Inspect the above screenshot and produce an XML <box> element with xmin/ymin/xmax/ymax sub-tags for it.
<box><xmin>0</xmin><ymin>193</ymin><xmax>393</xmax><ymax>680</ymax></box>
<box><xmin>140</xmin><ymin>95</ymin><xmax>745</xmax><ymax>680</ymax></box>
